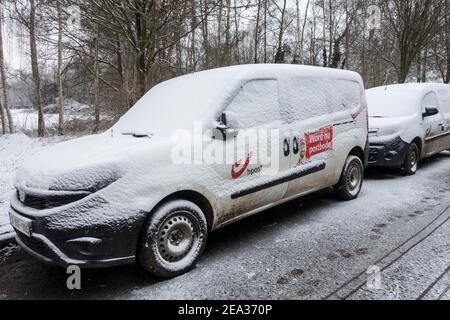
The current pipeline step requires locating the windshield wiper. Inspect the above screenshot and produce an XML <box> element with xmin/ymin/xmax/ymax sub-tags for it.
<box><xmin>121</xmin><ymin>132</ymin><xmax>154</xmax><ymax>138</ymax></box>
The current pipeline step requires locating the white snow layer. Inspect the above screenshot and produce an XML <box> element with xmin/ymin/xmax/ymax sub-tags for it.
<box><xmin>113</xmin><ymin>64</ymin><xmax>363</xmax><ymax>136</ymax></box>
<box><xmin>0</xmin><ymin>133</ymin><xmax>66</xmax><ymax>234</ymax></box>
<box><xmin>366</xmin><ymin>83</ymin><xmax>450</xmax><ymax>118</ymax></box>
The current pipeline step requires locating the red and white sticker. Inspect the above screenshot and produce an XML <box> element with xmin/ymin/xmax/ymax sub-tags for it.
<box><xmin>304</xmin><ymin>125</ymin><xmax>333</xmax><ymax>160</ymax></box>
<box><xmin>231</xmin><ymin>153</ymin><xmax>253</xmax><ymax>179</ymax></box>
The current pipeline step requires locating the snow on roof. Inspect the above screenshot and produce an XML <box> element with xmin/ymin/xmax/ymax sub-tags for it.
<box><xmin>113</xmin><ymin>64</ymin><xmax>363</xmax><ymax>135</ymax></box>
<box><xmin>366</xmin><ymin>83</ymin><xmax>450</xmax><ymax>117</ymax></box>
<box><xmin>367</xmin><ymin>83</ymin><xmax>450</xmax><ymax>96</ymax></box>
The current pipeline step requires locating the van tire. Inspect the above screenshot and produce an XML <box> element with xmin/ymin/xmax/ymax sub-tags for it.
<box><xmin>335</xmin><ymin>155</ymin><xmax>364</xmax><ymax>201</ymax></box>
<box><xmin>402</xmin><ymin>143</ymin><xmax>419</xmax><ymax>176</ymax></box>
<box><xmin>138</xmin><ymin>200</ymin><xmax>208</xmax><ymax>278</ymax></box>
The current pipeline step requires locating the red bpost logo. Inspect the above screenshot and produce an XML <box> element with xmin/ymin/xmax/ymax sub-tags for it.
<box><xmin>426</xmin><ymin>126</ymin><xmax>432</xmax><ymax>137</ymax></box>
<box><xmin>232</xmin><ymin>153</ymin><xmax>253</xmax><ymax>179</ymax></box>
<box><xmin>304</xmin><ymin>125</ymin><xmax>333</xmax><ymax>160</ymax></box>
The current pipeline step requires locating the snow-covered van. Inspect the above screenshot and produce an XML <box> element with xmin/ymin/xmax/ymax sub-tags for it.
<box><xmin>367</xmin><ymin>84</ymin><xmax>450</xmax><ymax>175</ymax></box>
<box><xmin>10</xmin><ymin>65</ymin><xmax>368</xmax><ymax>277</ymax></box>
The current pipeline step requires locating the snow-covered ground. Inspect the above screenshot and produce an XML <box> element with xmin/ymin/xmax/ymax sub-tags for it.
<box><xmin>0</xmin><ymin>134</ymin><xmax>68</xmax><ymax>235</ymax></box>
<box><xmin>0</xmin><ymin>140</ymin><xmax>448</xmax><ymax>299</ymax></box>
<box><xmin>11</xmin><ymin>100</ymin><xmax>93</xmax><ymax>132</ymax></box>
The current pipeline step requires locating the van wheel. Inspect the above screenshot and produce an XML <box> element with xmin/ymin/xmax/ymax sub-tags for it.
<box><xmin>138</xmin><ymin>200</ymin><xmax>208</xmax><ymax>278</ymax></box>
<box><xmin>335</xmin><ymin>155</ymin><xmax>364</xmax><ymax>201</ymax></box>
<box><xmin>402</xmin><ymin>143</ymin><xmax>419</xmax><ymax>176</ymax></box>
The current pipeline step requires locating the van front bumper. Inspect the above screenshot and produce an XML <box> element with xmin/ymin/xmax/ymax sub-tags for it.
<box><xmin>368</xmin><ymin>137</ymin><xmax>409</xmax><ymax>168</ymax></box>
<box><xmin>9</xmin><ymin>193</ymin><xmax>147</xmax><ymax>269</ymax></box>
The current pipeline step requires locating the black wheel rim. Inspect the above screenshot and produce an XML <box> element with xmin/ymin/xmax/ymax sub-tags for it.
<box><xmin>346</xmin><ymin>162</ymin><xmax>362</xmax><ymax>196</ymax></box>
<box><xmin>157</xmin><ymin>212</ymin><xmax>200</xmax><ymax>263</ymax></box>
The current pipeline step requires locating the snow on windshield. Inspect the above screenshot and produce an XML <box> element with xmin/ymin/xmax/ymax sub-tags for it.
<box><xmin>366</xmin><ymin>86</ymin><xmax>421</xmax><ymax>118</ymax></box>
<box><xmin>113</xmin><ymin>68</ymin><xmax>241</xmax><ymax>136</ymax></box>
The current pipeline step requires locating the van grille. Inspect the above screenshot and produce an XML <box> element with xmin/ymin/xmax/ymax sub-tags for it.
<box><xmin>17</xmin><ymin>190</ymin><xmax>90</xmax><ymax>210</ymax></box>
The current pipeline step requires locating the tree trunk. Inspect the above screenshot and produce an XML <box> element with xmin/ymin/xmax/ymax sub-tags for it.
<box><xmin>421</xmin><ymin>47</ymin><xmax>428</xmax><ymax>83</ymax></box>
<box><xmin>299</xmin><ymin>0</ymin><xmax>311</xmax><ymax>64</ymax></box>
<box><xmin>254</xmin><ymin>0</ymin><xmax>261</xmax><ymax>64</ymax></box>
<box><xmin>225</xmin><ymin>0</ymin><xmax>232</xmax><ymax>65</ymax></box>
<box><xmin>0</xmin><ymin>97</ymin><xmax>5</xmax><ymax>135</ymax></box>
<box><xmin>217</xmin><ymin>0</ymin><xmax>223</xmax><ymax>66</ymax></box>
<box><xmin>93</xmin><ymin>29</ymin><xmax>101</xmax><ymax>133</ymax></box>
<box><xmin>446</xmin><ymin>1</ymin><xmax>450</xmax><ymax>83</ymax></box>
<box><xmin>116</xmin><ymin>35</ymin><xmax>130</xmax><ymax>113</ymax></box>
<box><xmin>0</xmin><ymin>8</ymin><xmax>13</xmax><ymax>133</ymax></box>
<box><xmin>190</xmin><ymin>0</ymin><xmax>197</xmax><ymax>70</ymax></box>
<box><xmin>274</xmin><ymin>0</ymin><xmax>287</xmax><ymax>63</ymax></box>
<box><xmin>200</xmin><ymin>0</ymin><xmax>210</xmax><ymax>68</ymax></box>
<box><xmin>263</xmin><ymin>0</ymin><xmax>268</xmax><ymax>63</ymax></box>
<box><xmin>56</xmin><ymin>0</ymin><xmax>64</xmax><ymax>135</ymax></box>
<box><xmin>29</xmin><ymin>0</ymin><xmax>46</xmax><ymax>137</ymax></box>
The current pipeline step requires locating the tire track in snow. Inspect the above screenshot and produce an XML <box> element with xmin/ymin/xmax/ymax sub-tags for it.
<box><xmin>324</xmin><ymin>203</ymin><xmax>450</xmax><ymax>300</ymax></box>
<box><xmin>417</xmin><ymin>266</ymin><xmax>450</xmax><ymax>300</ymax></box>
<box><xmin>438</xmin><ymin>286</ymin><xmax>450</xmax><ymax>300</ymax></box>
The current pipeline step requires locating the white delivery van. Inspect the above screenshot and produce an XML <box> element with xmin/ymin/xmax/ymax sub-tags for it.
<box><xmin>367</xmin><ymin>83</ymin><xmax>450</xmax><ymax>175</ymax></box>
<box><xmin>10</xmin><ymin>65</ymin><xmax>368</xmax><ymax>277</ymax></box>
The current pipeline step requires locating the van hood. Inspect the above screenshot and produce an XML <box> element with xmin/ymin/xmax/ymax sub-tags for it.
<box><xmin>369</xmin><ymin>114</ymin><xmax>416</xmax><ymax>138</ymax></box>
<box><xmin>15</xmin><ymin>134</ymin><xmax>161</xmax><ymax>192</ymax></box>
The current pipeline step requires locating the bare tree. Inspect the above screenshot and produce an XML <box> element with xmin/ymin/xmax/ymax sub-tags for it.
<box><xmin>56</xmin><ymin>0</ymin><xmax>64</xmax><ymax>135</ymax></box>
<box><xmin>0</xmin><ymin>4</ymin><xmax>14</xmax><ymax>133</ymax></box>
<box><xmin>385</xmin><ymin>0</ymin><xmax>446</xmax><ymax>83</ymax></box>
<box><xmin>273</xmin><ymin>0</ymin><xmax>288</xmax><ymax>63</ymax></box>
<box><xmin>0</xmin><ymin>94</ymin><xmax>5</xmax><ymax>134</ymax></box>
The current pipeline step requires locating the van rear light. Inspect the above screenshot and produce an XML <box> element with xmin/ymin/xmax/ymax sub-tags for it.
<box><xmin>366</xmin><ymin>108</ymin><xmax>369</xmax><ymax>130</ymax></box>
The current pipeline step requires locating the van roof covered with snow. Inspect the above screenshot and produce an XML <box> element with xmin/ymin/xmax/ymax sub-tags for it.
<box><xmin>366</xmin><ymin>83</ymin><xmax>450</xmax><ymax>118</ymax></box>
<box><xmin>113</xmin><ymin>64</ymin><xmax>363</xmax><ymax>135</ymax></box>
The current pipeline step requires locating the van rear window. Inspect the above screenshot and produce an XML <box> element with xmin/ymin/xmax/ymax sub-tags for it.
<box><xmin>281</xmin><ymin>78</ymin><xmax>361</xmax><ymax>123</ymax></box>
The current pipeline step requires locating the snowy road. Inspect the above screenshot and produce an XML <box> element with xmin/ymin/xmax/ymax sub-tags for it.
<box><xmin>0</xmin><ymin>152</ymin><xmax>449</xmax><ymax>300</ymax></box>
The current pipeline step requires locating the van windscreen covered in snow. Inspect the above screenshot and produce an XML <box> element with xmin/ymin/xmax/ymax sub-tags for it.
<box><xmin>113</xmin><ymin>68</ymin><xmax>240</xmax><ymax>136</ymax></box>
<box><xmin>366</xmin><ymin>87</ymin><xmax>421</xmax><ymax>118</ymax></box>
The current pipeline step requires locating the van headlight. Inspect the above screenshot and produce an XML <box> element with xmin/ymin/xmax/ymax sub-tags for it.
<box><xmin>376</xmin><ymin>125</ymin><xmax>399</xmax><ymax>138</ymax></box>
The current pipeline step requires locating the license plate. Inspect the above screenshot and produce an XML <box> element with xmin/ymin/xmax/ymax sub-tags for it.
<box><xmin>9</xmin><ymin>212</ymin><xmax>33</xmax><ymax>237</ymax></box>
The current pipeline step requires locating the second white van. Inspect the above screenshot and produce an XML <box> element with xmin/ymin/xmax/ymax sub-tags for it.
<box><xmin>367</xmin><ymin>83</ymin><xmax>450</xmax><ymax>175</ymax></box>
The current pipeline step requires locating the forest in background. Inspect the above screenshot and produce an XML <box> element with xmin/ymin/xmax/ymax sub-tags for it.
<box><xmin>0</xmin><ymin>0</ymin><xmax>449</xmax><ymax>137</ymax></box>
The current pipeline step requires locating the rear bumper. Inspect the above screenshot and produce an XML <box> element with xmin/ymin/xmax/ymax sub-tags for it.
<box><xmin>368</xmin><ymin>137</ymin><xmax>410</xmax><ymax>168</ymax></box>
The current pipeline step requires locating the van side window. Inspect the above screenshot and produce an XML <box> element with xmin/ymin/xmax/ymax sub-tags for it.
<box><xmin>226</xmin><ymin>79</ymin><xmax>280</xmax><ymax>128</ymax></box>
<box><xmin>281</xmin><ymin>78</ymin><xmax>362</xmax><ymax>124</ymax></box>
<box><xmin>437</xmin><ymin>89</ymin><xmax>450</xmax><ymax>113</ymax></box>
<box><xmin>281</xmin><ymin>78</ymin><xmax>328</xmax><ymax>123</ymax></box>
<box><xmin>422</xmin><ymin>92</ymin><xmax>439</xmax><ymax>110</ymax></box>
<box><xmin>331</xmin><ymin>80</ymin><xmax>361</xmax><ymax>112</ymax></box>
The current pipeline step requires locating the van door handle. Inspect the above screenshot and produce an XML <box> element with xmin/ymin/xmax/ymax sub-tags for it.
<box><xmin>284</xmin><ymin>139</ymin><xmax>290</xmax><ymax>157</ymax></box>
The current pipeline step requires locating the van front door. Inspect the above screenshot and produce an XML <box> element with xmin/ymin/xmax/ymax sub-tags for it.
<box><xmin>212</xmin><ymin>79</ymin><xmax>292</xmax><ymax>226</ymax></box>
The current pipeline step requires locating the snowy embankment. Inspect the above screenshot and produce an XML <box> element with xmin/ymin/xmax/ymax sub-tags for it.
<box><xmin>0</xmin><ymin>134</ymin><xmax>67</xmax><ymax>235</ymax></box>
<box><xmin>11</xmin><ymin>100</ymin><xmax>92</xmax><ymax>132</ymax></box>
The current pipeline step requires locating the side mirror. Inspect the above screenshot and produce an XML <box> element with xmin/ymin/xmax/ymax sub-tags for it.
<box><xmin>212</xmin><ymin>112</ymin><xmax>240</xmax><ymax>141</ymax></box>
<box><xmin>423</xmin><ymin>106</ymin><xmax>439</xmax><ymax>118</ymax></box>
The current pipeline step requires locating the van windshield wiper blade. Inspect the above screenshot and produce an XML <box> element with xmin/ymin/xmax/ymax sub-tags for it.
<box><xmin>121</xmin><ymin>132</ymin><xmax>154</xmax><ymax>138</ymax></box>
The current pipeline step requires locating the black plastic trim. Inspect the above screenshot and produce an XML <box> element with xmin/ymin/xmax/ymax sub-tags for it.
<box><xmin>231</xmin><ymin>163</ymin><xmax>327</xmax><ymax>199</ymax></box>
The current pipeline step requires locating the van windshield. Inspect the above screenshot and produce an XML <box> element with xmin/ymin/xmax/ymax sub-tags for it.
<box><xmin>113</xmin><ymin>69</ymin><xmax>239</xmax><ymax>136</ymax></box>
<box><xmin>366</xmin><ymin>88</ymin><xmax>419</xmax><ymax>118</ymax></box>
